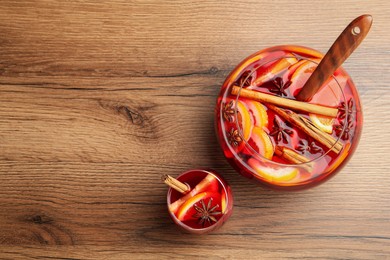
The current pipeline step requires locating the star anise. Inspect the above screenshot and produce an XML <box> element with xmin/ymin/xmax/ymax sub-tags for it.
<box><xmin>227</xmin><ymin>128</ymin><xmax>243</xmax><ymax>147</ymax></box>
<box><xmin>222</xmin><ymin>100</ymin><xmax>235</xmax><ymax>122</ymax></box>
<box><xmin>269</xmin><ymin>117</ymin><xmax>293</xmax><ymax>144</ymax></box>
<box><xmin>193</xmin><ymin>198</ymin><xmax>221</xmax><ymax>227</ymax></box>
<box><xmin>338</xmin><ymin>98</ymin><xmax>354</xmax><ymax>120</ymax></box>
<box><xmin>334</xmin><ymin>117</ymin><xmax>354</xmax><ymax>140</ymax></box>
<box><xmin>269</xmin><ymin>77</ymin><xmax>291</xmax><ymax>96</ymax></box>
<box><xmin>296</xmin><ymin>139</ymin><xmax>323</xmax><ymax>154</ymax></box>
<box><xmin>238</xmin><ymin>70</ymin><xmax>253</xmax><ymax>87</ymax></box>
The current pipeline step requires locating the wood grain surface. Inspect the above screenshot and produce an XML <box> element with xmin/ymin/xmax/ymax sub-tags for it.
<box><xmin>0</xmin><ymin>0</ymin><xmax>389</xmax><ymax>259</ymax></box>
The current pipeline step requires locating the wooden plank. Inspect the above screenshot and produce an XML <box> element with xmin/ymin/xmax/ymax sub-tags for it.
<box><xmin>0</xmin><ymin>0</ymin><xmax>389</xmax><ymax>258</ymax></box>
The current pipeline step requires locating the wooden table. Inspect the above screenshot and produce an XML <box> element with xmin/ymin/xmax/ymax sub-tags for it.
<box><xmin>1</xmin><ymin>1</ymin><xmax>389</xmax><ymax>259</ymax></box>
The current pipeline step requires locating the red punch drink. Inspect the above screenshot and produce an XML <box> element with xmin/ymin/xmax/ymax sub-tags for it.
<box><xmin>167</xmin><ymin>169</ymin><xmax>233</xmax><ymax>234</ymax></box>
<box><xmin>215</xmin><ymin>45</ymin><xmax>362</xmax><ymax>190</ymax></box>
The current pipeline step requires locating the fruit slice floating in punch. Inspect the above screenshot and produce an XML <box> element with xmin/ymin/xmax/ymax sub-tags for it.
<box><xmin>224</xmin><ymin>99</ymin><xmax>254</xmax><ymax>154</ymax></box>
<box><xmin>246</xmin><ymin>127</ymin><xmax>274</xmax><ymax>160</ymax></box>
<box><xmin>241</xmin><ymin>99</ymin><xmax>269</xmax><ymax>128</ymax></box>
<box><xmin>169</xmin><ymin>174</ymin><xmax>218</xmax><ymax>214</ymax></box>
<box><xmin>236</xmin><ymin>100</ymin><xmax>253</xmax><ymax>141</ymax></box>
<box><xmin>309</xmin><ymin>114</ymin><xmax>334</xmax><ymax>134</ymax></box>
<box><xmin>248</xmin><ymin>158</ymin><xmax>299</xmax><ymax>183</ymax></box>
<box><xmin>176</xmin><ymin>192</ymin><xmax>222</xmax><ymax>222</ymax></box>
<box><xmin>253</xmin><ymin>57</ymin><xmax>298</xmax><ymax>87</ymax></box>
<box><xmin>221</xmin><ymin>189</ymin><xmax>227</xmax><ymax>214</ymax></box>
<box><xmin>288</xmin><ymin>60</ymin><xmax>318</xmax><ymax>97</ymax></box>
<box><xmin>287</xmin><ymin>59</ymin><xmax>307</xmax><ymax>76</ymax></box>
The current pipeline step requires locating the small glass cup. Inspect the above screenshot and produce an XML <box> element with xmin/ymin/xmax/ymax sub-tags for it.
<box><xmin>167</xmin><ymin>169</ymin><xmax>233</xmax><ymax>234</ymax></box>
<box><xmin>215</xmin><ymin>45</ymin><xmax>362</xmax><ymax>190</ymax></box>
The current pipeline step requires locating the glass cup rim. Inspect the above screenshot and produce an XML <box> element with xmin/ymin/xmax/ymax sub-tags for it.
<box><xmin>233</xmin><ymin>54</ymin><xmax>349</xmax><ymax>167</ymax></box>
<box><xmin>166</xmin><ymin>169</ymin><xmax>231</xmax><ymax>233</ymax></box>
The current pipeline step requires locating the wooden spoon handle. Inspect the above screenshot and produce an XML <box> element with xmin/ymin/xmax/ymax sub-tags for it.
<box><xmin>296</xmin><ymin>15</ymin><xmax>373</xmax><ymax>102</ymax></box>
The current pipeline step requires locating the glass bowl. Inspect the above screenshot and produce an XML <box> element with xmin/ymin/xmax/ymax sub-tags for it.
<box><xmin>167</xmin><ymin>169</ymin><xmax>233</xmax><ymax>234</ymax></box>
<box><xmin>215</xmin><ymin>45</ymin><xmax>362</xmax><ymax>190</ymax></box>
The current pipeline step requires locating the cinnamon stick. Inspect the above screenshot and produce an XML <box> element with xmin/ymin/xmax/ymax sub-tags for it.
<box><xmin>298</xmin><ymin>116</ymin><xmax>343</xmax><ymax>152</ymax></box>
<box><xmin>275</xmin><ymin>146</ymin><xmax>313</xmax><ymax>172</ymax></box>
<box><xmin>168</xmin><ymin>174</ymin><xmax>216</xmax><ymax>213</ymax></box>
<box><xmin>162</xmin><ymin>174</ymin><xmax>190</xmax><ymax>194</ymax></box>
<box><xmin>231</xmin><ymin>86</ymin><xmax>338</xmax><ymax>118</ymax></box>
<box><xmin>268</xmin><ymin>104</ymin><xmax>343</xmax><ymax>154</ymax></box>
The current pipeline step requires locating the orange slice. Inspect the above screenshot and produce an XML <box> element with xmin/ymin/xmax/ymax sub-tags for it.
<box><xmin>226</xmin><ymin>52</ymin><xmax>269</xmax><ymax>86</ymax></box>
<box><xmin>242</xmin><ymin>99</ymin><xmax>268</xmax><ymax>128</ymax></box>
<box><xmin>176</xmin><ymin>192</ymin><xmax>220</xmax><ymax>221</ymax></box>
<box><xmin>247</xmin><ymin>127</ymin><xmax>274</xmax><ymax>159</ymax></box>
<box><xmin>288</xmin><ymin>59</ymin><xmax>307</xmax><ymax>75</ymax></box>
<box><xmin>177</xmin><ymin>192</ymin><xmax>207</xmax><ymax>221</ymax></box>
<box><xmin>285</xmin><ymin>46</ymin><xmax>323</xmax><ymax>59</ymax></box>
<box><xmin>253</xmin><ymin>57</ymin><xmax>298</xmax><ymax>86</ymax></box>
<box><xmin>248</xmin><ymin>158</ymin><xmax>299</xmax><ymax>182</ymax></box>
<box><xmin>221</xmin><ymin>189</ymin><xmax>227</xmax><ymax>214</ymax></box>
<box><xmin>309</xmin><ymin>114</ymin><xmax>334</xmax><ymax>134</ymax></box>
<box><xmin>236</xmin><ymin>100</ymin><xmax>253</xmax><ymax>141</ymax></box>
<box><xmin>289</xmin><ymin>60</ymin><xmax>318</xmax><ymax>97</ymax></box>
<box><xmin>169</xmin><ymin>174</ymin><xmax>217</xmax><ymax>214</ymax></box>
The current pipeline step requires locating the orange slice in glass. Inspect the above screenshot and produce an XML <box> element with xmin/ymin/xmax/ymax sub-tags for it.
<box><xmin>242</xmin><ymin>99</ymin><xmax>268</xmax><ymax>128</ymax></box>
<box><xmin>288</xmin><ymin>59</ymin><xmax>307</xmax><ymax>75</ymax></box>
<box><xmin>253</xmin><ymin>57</ymin><xmax>298</xmax><ymax>86</ymax></box>
<box><xmin>286</xmin><ymin>46</ymin><xmax>323</xmax><ymax>59</ymax></box>
<box><xmin>248</xmin><ymin>158</ymin><xmax>299</xmax><ymax>182</ymax></box>
<box><xmin>289</xmin><ymin>60</ymin><xmax>318</xmax><ymax>97</ymax></box>
<box><xmin>169</xmin><ymin>174</ymin><xmax>218</xmax><ymax>214</ymax></box>
<box><xmin>176</xmin><ymin>192</ymin><xmax>221</xmax><ymax>221</ymax></box>
<box><xmin>236</xmin><ymin>100</ymin><xmax>253</xmax><ymax>141</ymax></box>
<box><xmin>247</xmin><ymin>127</ymin><xmax>274</xmax><ymax>159</ymax></box>
<box><xmin>221</xmin><ymin>189</ymin><xmax>227</xmax><ymax>214</ymax></box>
<box><xmin>309</xmin><ymin>114</ymin><xmax>334</xmax><ymax>134</ymax></box>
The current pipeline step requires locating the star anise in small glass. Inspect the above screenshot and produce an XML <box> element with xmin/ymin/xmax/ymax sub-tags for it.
<box><xmin>227</xmin><ymin>128</ymin><xmax>243</xmax><ymax>147</ymax></box>
<box><xmin>269</xmin><ymin>117</ymin><xmax>293</xmax><ymax>144</ymax></box>
<box><xmin>334</xmin><ymin>117</ymin><xmax>354</xmax><ymax>140</ymax></box>
<box><xmin>296</xmin><ymin>139</ymin><xmax>323</xmax><ymax>154</ymax></box>
<box><xmin>269</xmin><ymin>77</ymin><xmax>292</xmax><ymax>96</ymax></box>
<box><xmin>238</xmin><ymin>70</ymin><xmax>253</xmax><ymax>87</ymax></box>
<box><xmin>192</xmin><ymin>198</ymin><xmax>221</xmax><ymax>227</ymax></box>
<box><xmin>338</xmin><ymin>98</ymin><xmax>354</xmax><ymax>120</ymax></box>
<box><xmin>222</xmin><ymin>100</ymin><xmax>235</xmax><ymax>122</ymax></box>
